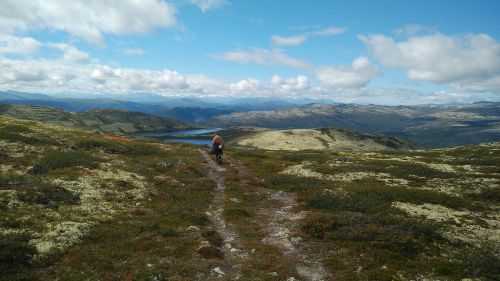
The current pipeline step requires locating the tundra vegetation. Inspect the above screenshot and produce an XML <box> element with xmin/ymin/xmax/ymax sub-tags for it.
<box><xmin>0</xmin><ymin>114</ymin><xmax>499</xmax><ymax>280</ymax></box>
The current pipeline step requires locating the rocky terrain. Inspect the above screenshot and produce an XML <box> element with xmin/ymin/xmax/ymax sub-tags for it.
<box><xmin>206</xmin><ymin>102</ymin><xmax>500</xmax><ymax>148</ymax></box>
<box><xmin>0</xmin><ymin>104</ymin><xmax>189</xmax><ymax>134</ymax></box>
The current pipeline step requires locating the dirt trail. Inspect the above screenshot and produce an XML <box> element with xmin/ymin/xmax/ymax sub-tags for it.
<box><xmin>199</xmin><ymin>150</ymin><xmax>248</xmax><ymax>279</ymax></box>
<box><xmin>229</xmin><ymin>159</ymin><xmax>330</xmax><ymax>281</ymax></box>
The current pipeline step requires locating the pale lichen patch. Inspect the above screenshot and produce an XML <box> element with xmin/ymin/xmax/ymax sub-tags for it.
<box><xmin>29</xmin><ymin>221</ymin><xmax>90</xmax><ymax>255</ymax></box>
<box><xmin>392</xmin><ymin>202</ymin><xmax>500</xmax><ymax>247</ymax></box>
<box><xmin>280</xmin><ymin>163</ymin><xmax>409</xmax><ymax>186</ymax></box>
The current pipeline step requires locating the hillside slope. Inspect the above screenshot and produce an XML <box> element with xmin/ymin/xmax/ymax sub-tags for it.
<box><xmin>0</xmin><ymin>104</ymin><xmax>189</xmax><ymax>134</ymax></box>
<box><xmin>236</xmin><ymin>128</ymin><xmax>414</xmax><ymax>151</ymax></box>
<box><xmin>206</xmin><ymin>103</ymin><xmax>500</xmax><ymax>148</ymax></box>
<box><xmin>1</xmin><ymin>114</ymin><xmax>498</xmax><ymax>280</ymax></box>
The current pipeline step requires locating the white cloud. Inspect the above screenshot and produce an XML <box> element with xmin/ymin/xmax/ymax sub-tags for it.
<box><xmin>188</xmin><ymin>0</ymin><xmax>228</xmax><ymax>12</ymax></box>
<box><xmin>315</xmin><ymin>57</ymin><xmax>380</xmax><ymax>88</ymax></box>
<box><xmin>49</xmin><ymin>43</ymin><xmax>90</xmax><ymax>61</ymax></box>
<box><xmin>216</xmin><ymin>48</ymin><xmax>309</xmax><ymax>68</ymax></box>
<box><xmin>271</xmin><ymin>34</ymin><xmax>308</xmax><ymax>46</ymax></box>
<box><xmin>229</xmin><ymin>78</ymin><xmax>262</xmax><ymax>92</ymax></box>
<box><xmin>120</xmin><ymin>48</ymin><xmax>147</xmax><ymax>56</ymax></box>
<box><xmin>314</xmin><ymin>27</ymin><xmax>347</xmax><ymax>36</ymax></box>
<box><xmin>0</xmin><ymin>0</ymin><xmax>176</xmax><ymax>45</ymax></box>
<box><xmin>360</xmin><ymin>33</ymin><xmax>500</xmax><ymax>91</ymax></box>
<box><xmin>0</xmin><ymin>35</ymin><xmax>41</xmax><ymax>55</ymax></box>
<box><xmin>270</xmin><ymin>75</ymin><xmax>309</xmax><ymax>93</ymax></box>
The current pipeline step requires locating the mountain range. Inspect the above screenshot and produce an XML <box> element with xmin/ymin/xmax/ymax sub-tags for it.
<box><xmin>1</xmin><ymin>90</ymin><xmax>499</xmax><ymax>147</ymax></box>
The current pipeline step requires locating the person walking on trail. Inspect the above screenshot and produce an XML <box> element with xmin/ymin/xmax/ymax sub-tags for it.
<box><xmin>211</xmin><ymin>133</ymin><xmax>224</xmax><ymax>165</ymax></box>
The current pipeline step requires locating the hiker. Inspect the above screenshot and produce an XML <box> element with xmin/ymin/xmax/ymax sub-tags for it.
<box><xmin>211</xmin><ymin>133</ymin><xmax>223</xmax><ymax>165</ymax></box>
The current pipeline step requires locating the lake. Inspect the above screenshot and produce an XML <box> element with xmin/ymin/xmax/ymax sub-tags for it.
<box><xmin>136</xmin><ymin>128</ymin><xmax>221</xmax><ymax>137</ymax></box>
<box><xmin>136</xmin><ymin>128</ymin><xmax>221</xmax><ymax>146</ymax></box>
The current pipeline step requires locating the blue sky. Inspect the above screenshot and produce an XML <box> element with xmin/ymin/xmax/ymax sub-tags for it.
<box><xmin>1</xmin><ymin>0</ymin><xmax>499</xmax><ymax>104</ymax></box>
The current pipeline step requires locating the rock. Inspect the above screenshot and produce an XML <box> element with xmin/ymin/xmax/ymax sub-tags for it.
<box><xmin>229</xmin><ymin>197</ymin><xmax>241</xmax><ymax>203</ymax></box>
<box><xmin>287</xmin><ymin>277</ymin><xmax>297</xmax><ymax>281</ymax></box>
<box><xmin>186</xmin><ymin>226</ymin><xmax>201</xmax><ymax>232</ymax></box>
<box><xmin>232</xmin><ymin>264</ymin><xmax>243</xmax><ymax>269</ymax></box>
<box><xmin>224</xmin><ymin>243</ymin><xmax>232</xmax><ymax>249</ymax></box>
<box><xmin>230</xmin><ymin>247</ymin><xmax>241</xmax><ymax>253</ymax></box>
<box><xmin>211</xmin><ymin>267</ymin><xmax>225</xmax><ymax>276</ymax></box>
<box><xmin>197</xmin><ymin>245</ymin><xmax>223</xmax><ymax>259</ymax></box>
<box><xmin>28</xmin><ymin>164</ymin><xmax>47</xmax><ymax>174</ymax></box>
<box><xmin>269</xmin><ymin>272</ymin><xmax>279</xmax><ymax>277</ymax></box>
<box><xmin>290</xmin><ymin>236</ymin><xmax>304</xmax><ymax>244</ymax></box>
<box><xmin>157</xmin><ymin>161</ymin><xmax>173</xmax><ymax>168</ymax></box>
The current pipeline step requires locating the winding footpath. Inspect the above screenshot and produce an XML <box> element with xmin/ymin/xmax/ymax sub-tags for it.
<box><xmin>199</xmin><ymin>149</ymin><xmax>248</xmax><ymax>280</ymax></box>
<box><xmin>229</xmin><ymin>158</ymin><xmax>330</xmax><ymax>281</ymax></box>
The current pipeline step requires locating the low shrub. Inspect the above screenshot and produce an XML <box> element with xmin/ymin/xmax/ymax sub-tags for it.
<box><xmin>76</xmin><ymin>138</ymin><xmax>129</xmax><ymax>154</ymax></box>
<box><xmin>223</xmin><ymin>208</ymin><xmax>250</xmax><ymax>220</ymax></box>
<box><xmin>0</xmin><ymin>233</ymin><xmax>36</xmax><ymax>270</ymax></box>
<box><xmin>35</xmin><ymin>150</ymin><xmax>99</xmax><ymax>170</ymax></box>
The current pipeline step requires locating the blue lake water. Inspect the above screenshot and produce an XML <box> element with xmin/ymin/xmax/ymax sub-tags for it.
<box><xmin>164</xmin><ymin>138</ymin><xmax>212</xmax><ymax>146</ymax></box>
<box><xmin>136</xmin><ymin>128</ymin><xmax>220</xmax><ymax>146</ymax></box>
<box><xmin>137</xmin><ymin>128</ymin><xmax>220</xmax><ymax>137</ymax></box>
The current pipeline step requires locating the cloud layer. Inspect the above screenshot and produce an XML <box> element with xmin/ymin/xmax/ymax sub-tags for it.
<box><xmin>315</xmin><ymin>57</ymin><xmax>380</xmax><ymax>88</ymax></box>
<box><xmin>0</xmin><ymin>0</ymin><xmax>176</xmax><ymax>45</ymax></box>
<box><xmin>360</xmin><ymin>33</ymin><xmax>500</xmax><ymax>91</ymax></box>
<box><xmin>216</xmin><ymin>48</ymin><xmax>309</xmax><ymax>68</ymax></box>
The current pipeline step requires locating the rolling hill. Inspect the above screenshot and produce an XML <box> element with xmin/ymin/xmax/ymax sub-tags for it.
<box><xmin>0</xmin><ymin>104</ymin><xmax>189</xmax><ymax>134</ymax></box>
<box><xmin>235</xmin><ymin>128</ymin><xmax>415</xmax><ymax>151</ymax></box>
<box><xmin>205</xmin><ymin>102</ymin><xmax>500</xmax><ymax>148</ymax></box>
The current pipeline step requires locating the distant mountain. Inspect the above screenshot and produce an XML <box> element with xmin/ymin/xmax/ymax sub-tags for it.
<box><xmin>0</xmin><ymin>90</ymin><xmax>171</xmax><ymax>114</ymax></box>
<box><xmin>205</xmin><ymin>103</ymin><xmax>500</xmax><ymax>148</ymax></box>
<box><xmin>0</xmin><ymin>91</ymin><xmax>302</xmax><ymax>119</ymax></box>
<box><xmin>0</xmin><ymin>104</ymin><xmax>189</xmax><ymax>134</ymax></box>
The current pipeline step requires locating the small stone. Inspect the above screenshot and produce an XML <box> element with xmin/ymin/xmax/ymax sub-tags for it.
<box><xmin>230</xmin><ymin>197</ymin><xmax>241</xmax><ymax>203</ymax></box>
<box><xmin>224</xmin><ymin>243</ymin><xmax>232</xmax><ymax>249</ymax></box>
<box><xmin>251</xmin><ymin>249</ymin><xmax>256</xmax><ymax>254</ymax></box>
<box><xmin>146</xmin><ymin>263</ymin><xmax>153</xmax><ymax>268</ymax></box>
<box><xmin>287</xmin><ymin>277</ymin><xmax>297</xmax><ymax>281</ymax></box>
<box><xmin>205</xmin><ymin>211</ymin><xmax>212</xmax><ymax>217</ymax></box>
<box><xmin>230</xmin><ymin>248</ymin><xmax>241</xmax><ymax>253</ymax></box>
<box><xmin>290</xmin><ymin>236</ymin><xmax>304</xmax><ymax>244</ymax></box>
<box><xmin>28</xmin><ymin>164</ymin><xmax>47</xmax><ymax>175</ymax></box>
<box><xmin>186</xmin><ymin>226</ymin><xmax>201</xmax><ymax>232</ymax></box>
<box><xmin>269</xmin><ymin>272</ymin><xmax>279</xmax><ymax>277</ymax></box>
<box><xmin>232</xmin><ymin>264</ymin><xmax>243</xmax><ymax>269</ymax></box>
<box><xmin>211</xmin><ymin>267</ymin><xmax>225</xmax><ymax>276</ymax></box>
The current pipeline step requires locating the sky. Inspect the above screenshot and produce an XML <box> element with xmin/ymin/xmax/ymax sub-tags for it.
<box><xmin>1</xmin><ymin>0</ymin><xmax>500</xmax><ymax>105</ymax></box>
